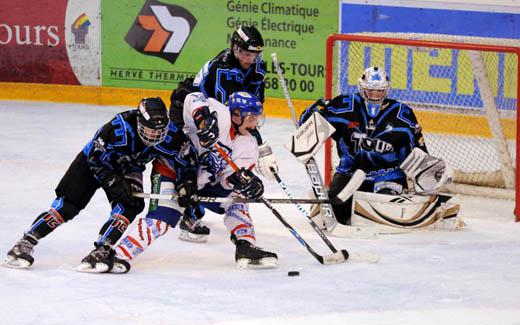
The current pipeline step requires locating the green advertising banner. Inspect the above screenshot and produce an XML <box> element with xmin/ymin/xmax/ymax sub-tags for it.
<box><xmin>102</xmin><ymin>0</ymin><xmax>337</xmax><ymax>100</ymax></box>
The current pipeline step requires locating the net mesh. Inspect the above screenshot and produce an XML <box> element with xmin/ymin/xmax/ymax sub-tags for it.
<box><xmin>328</xmin><ymin>33</ymin><xmax>518</xmax><ymax>189</ymax></box>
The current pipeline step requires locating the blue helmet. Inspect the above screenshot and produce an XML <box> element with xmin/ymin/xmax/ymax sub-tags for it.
<box><xmin>228</xmin><ymin>91</ymin><xmax>263</xmax><ymax>118</ymax></box>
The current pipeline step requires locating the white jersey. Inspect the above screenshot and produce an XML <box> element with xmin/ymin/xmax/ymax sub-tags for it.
<box><xmin>183</xmin><ymin>92</ymin><xmax>259</xmax><ymax>190</ymax></box>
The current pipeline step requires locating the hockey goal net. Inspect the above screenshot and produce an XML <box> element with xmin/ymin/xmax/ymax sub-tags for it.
<box><xmin>324</xmin><ymin>33</ymin><xmax>519</xmax><ymax>221</ymax></box>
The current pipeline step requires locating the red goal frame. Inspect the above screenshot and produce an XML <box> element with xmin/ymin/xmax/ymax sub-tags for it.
<box><xmin>324</xmin><ymin>33</ymin><xmax>520</xmax><ymax>221</ymax></box>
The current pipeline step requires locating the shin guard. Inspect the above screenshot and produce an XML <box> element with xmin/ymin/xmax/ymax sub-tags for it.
<box><xmin>115</xmin><ymin>217</ymin><xmax>170</xmax><ymax>260</ymax></box>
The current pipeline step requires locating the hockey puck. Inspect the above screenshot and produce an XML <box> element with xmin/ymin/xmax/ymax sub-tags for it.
<box><xmin>288</xmin><ymin>271</ymin><xmax>300</xmax><ymax>277</ymax></box>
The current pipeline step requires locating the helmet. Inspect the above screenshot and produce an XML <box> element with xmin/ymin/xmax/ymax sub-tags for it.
<box><xmin>357</xmin><ymin>66</ymin><xmax>390</xmax><ymax>104</ymax></box>
<box><xmin>228</xmin><ymin>91</ymin><xmax>263</xmax><ymax>117</ymax></box>
<box><xmin>137</xmin><ymin>97</ymin><xmax>169</xmax><ymax>146</ymax></box>
<box><xmin>230</xmin><ymin>26</ymin><xmax>264</xmax><ymax>53</ymax></box>
<box><xmin>228</xmin><ymin>91</ymin><xmax>264</xmax><ymax>127</ymax></box>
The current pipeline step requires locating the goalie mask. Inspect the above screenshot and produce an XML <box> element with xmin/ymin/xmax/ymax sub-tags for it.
<box><xmin>358</xmin><ymin>67</ymin><xmax>390</xmax><ymax>117</ymax></box>
<box><xmin>137</xmin><ymin>97</ymin><xmax>169</xmax><ymax>146</ymax></box>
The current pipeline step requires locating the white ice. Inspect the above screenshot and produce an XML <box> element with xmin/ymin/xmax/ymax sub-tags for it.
<box><xmin>1</xmin><ymin>100</ymin><xmax>519</xmax><ymax>325</ymax></box>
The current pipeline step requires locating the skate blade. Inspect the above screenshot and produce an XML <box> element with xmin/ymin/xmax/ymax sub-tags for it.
<box><xmin>178</xmin><ymin>230</ymin><xmax>209</xmax><ymax>243</ymax></box>
<box><xmin>2</xmin><ymin>256</ymin><xmax>31</xmax><ymax>269</ymax></box>
<box><xmin>75</xmin><ymin>262</ymin><xmax>110</xmax><ymax>273</ymax></box>
<box><xmin>236</xmin><ymin>257</ymin><xmax>279</xmax><ymax>269</ymax></box>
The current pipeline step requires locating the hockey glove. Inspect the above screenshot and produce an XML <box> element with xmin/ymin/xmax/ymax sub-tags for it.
<box><xmin>400</xmin><ymin>147</ymin><xmax>452</xmax><ymax>195</ymax></box>
<box><xmin>227</xmin><ymin>168</ymin><xmax>264</xmax><ymax>199</ymax></box>
<box><xmin>299</xmin><ymin>98</ymin><xmax>329</xmax><ymax>125</ymax></box>
<box><xmin>193</xmin><ymin>106</ymin><xmax>219</xmax><ymax>148</ymax></box>
<box><xmin>175</xmin><ymin>168</ymin><xmax>199</xmax><ymax>208</ymax></box>
<box><xmin>101</xmin><ymin>173</ymin><xmax>141</xmax><ymax>207</ymax></box>
<box><xmin>255</xmin><ymin>142</ymin><xmax>279</xmax><ymax>180</ymax></box>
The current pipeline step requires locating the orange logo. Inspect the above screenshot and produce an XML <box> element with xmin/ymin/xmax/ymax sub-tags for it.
<box><xmin>125</xmin><ymin>0</ymin><xmax>197</xmax><ymax>64</ymax></box>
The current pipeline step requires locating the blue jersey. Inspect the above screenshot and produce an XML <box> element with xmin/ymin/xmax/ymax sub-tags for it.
<box><xmin>300</xmin><ymin>93</ymin><xmax>427</xmax><ymax>183</ymax></box>
<box><xmin>193</xmin><ymin>49</ymin><xmax>266</xmax><ymax>103</ymax></box>
<box><xmin>82</xmin><ymin>110</ymin><xmax>196</xmax><ymax>183</ymax></box>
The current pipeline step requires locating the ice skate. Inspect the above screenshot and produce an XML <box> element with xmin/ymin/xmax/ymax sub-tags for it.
<box><xmin>235</xmin><ymin>240</ymin><xmax>278</xmax><ymax>269</ymax></box>
<box><xmin>76</xmin><ymin>243</ymin><xmax>115</xmax><ymax>273</ymax></box>
<box><xmin>178</xmin><ymin>216</ymin><xmax>210</xmax><ymax>243</ymax></box>
<box><xmin>3</xmin><ymin>234</ymin><xmax>38</xmax><ymax>269</ymax></box>
<box><xmin>109</xmin><ymin>256</ymin><xmax>131</xmax><ymax>274</ymax></box>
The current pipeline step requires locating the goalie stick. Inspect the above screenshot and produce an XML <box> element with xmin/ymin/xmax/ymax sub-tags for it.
<box><xmin>271</xmin><ymin>52</ymin><xmax>371</xmax><ymax>238</ymax></box>
<box><xmin>213</xmin><ymin>142</ymin><xmax>349</xmax><ymax>265</ymax></box>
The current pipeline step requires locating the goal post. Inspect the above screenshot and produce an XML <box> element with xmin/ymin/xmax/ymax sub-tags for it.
<box><xmin>324</xmin><ymin>33</ymin><xmax>520</xmax><ymax>221</ymax></box>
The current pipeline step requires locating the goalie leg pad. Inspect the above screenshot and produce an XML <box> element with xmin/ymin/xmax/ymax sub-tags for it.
<box><xmin>352</xmin><ymin>191</ymin><xmax>461</xmax><ymax>231</ymax></box>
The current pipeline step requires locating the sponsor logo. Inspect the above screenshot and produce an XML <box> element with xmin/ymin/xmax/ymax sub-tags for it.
<box><xmin>71</xmin><ymin>13</ymin><xmax>91</xmax><ymax>47</ymax></box>
<box><xmin>125</xmin><ymin>0</ymin><xmax>197</xmax><ymax>64</ymax></box>
<box><xmin>352</xmin><ymin>132</ymin><xmax>394</xmax><ymax>153</ymax></box>
<box><xmin>0</xmin><ymin>23</ymin><xmax>60</xmax><ymax>46</ymax></box>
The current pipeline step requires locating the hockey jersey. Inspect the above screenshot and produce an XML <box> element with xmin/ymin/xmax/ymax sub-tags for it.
<box><xmin>82</xmin><ymin>110</ymin><xmax>196</xmax><ymax>183</ymax></box>
<box><xmin>300</xmin><ymin>93</ymin><xmax>427</xmax><ymax>183</ymax></box>
<box><xmin>193</xmin><ymin>48</ymin><xmax>266</xmax><ymax>103</ymax></box>
<box><xmin>183</xmin><ymin>92</ymin><xmax>259</xmax><ymax>190</ymax></box>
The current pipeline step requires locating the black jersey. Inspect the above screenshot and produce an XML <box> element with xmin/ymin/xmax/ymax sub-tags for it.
<box><xmin>193</xmin><ymin>49</ymin><xmax>266</xmax><ymax>103</ymax></box>
<box><xmin>300</xmin><ymin>93</ymin><xmax>427</xmax><ymax>183</ymax></box>
<box><xmin>82</xmin><ymin>110</ymin><xmax>196</xmax><ymax>183</ymax></box>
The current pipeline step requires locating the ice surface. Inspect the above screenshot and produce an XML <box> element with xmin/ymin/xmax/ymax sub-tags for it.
<box><xmin>1</xmin><ymin>100</ymin><xmax>519</xmax><ymax>325</ymax></box>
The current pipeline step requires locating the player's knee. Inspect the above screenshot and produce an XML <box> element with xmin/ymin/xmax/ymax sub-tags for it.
<box><xmin>28</xmin><ymin>197</ymin><xmax>81</xmax><ymax>239</ymax></box>
<box><xmin>51</xmin><ymin>196</ymin><xmax>81</xmax><ymax>222</ymax></box>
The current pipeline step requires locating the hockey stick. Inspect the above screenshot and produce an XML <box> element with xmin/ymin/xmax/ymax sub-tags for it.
<box><xmin>213</xmin><ymin>143</ymin><xmax>349</xmax><ymax>265</ymax></box>
<box><xmin>272</xmin><ymin>169</ymin><xmax>379</xmax><ymax>261</ymax></box>
<box><xmin>272</xmin><ymin>169</ymin><xmax>344</xmax><ymax>253</ymax></box>
<box><xmin>134</xmin><ymin>192</ymin><xmax>337</xmax><ymax>204</ymax></box>
<box><xmin>271</xmin><ymin>52</ymin><xmax>360</xmax><ymax>234</ymax></box>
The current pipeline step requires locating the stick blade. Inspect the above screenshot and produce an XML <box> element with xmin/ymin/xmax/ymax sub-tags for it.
<box><xmin>320</xmin><ymin>249</ymin><xmax>349</xmax><ymax>265</ymax></box>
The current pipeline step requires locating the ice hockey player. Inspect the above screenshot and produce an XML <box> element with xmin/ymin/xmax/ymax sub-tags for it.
<box><xmin>299</xmin><ymin>66</ymin><xmax>459</xmax><ymax>229</ymax></box>
<box><xmin>169</xmin><ymin>26</ymin><xmax>266</xmax><ymax>125</ymax></box>
<box><xmin>4</xmin><ymin>97</ymin><xmax>197</xmax><ymax>273</ymax></box>
<box><xmin>160</xmin><ymin>26</ymin><xmax>278</xmax><ymax>241</ymax></box>
<box><xmin>116</xmin><ymin>91</ymin><xmax>278</xmax><ymax>269</ymax></box>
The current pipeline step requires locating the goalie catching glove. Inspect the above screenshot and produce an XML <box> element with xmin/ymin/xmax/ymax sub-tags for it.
<box><xmin>255</xmin><ymin>142</ymin><xmax>279</xmax><ymax>180</ymax></box>
<box><xmin>193</xmin><ymin>106</ymin><xmax>219</xmax><ymax>148</ymax></box>
<box><xmin>400</xmin><ymin>147</ymin><xmax>452</xmax><ymax>195</ymax></box>
<box><xmin>227</xmin><ymin>168</ymin><xmax>264</xmax><ymax>199</ymax></box>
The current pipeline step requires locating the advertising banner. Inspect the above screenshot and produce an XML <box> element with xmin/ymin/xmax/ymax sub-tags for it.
<box><xmin>339</xmin><ymin>1</ymin><xmax>520</xmax><ymax>111</ymax></box>
<box><xmin>102</xmin><ymin>0</ymin><xmax>337</xmax><ymax>99</ymax></box>
<box><xmin>0</xmin><ymin>0</ymin><xmax>100</xmax><ymax>85</ymax></box>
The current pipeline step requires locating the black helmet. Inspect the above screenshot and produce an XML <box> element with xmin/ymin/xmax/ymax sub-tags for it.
<box><xmin>230</xmin><ymin>26</ymin><xmax>264</xmax><ymax>53</ymax></box>
<box><xmin>137</xmin><ymin>97</ymin><xmax>169</xmax><ymax>146</ymax></box>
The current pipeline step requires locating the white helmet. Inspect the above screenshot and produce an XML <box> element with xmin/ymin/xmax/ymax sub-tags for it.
<box><xmin>357</xmin><ymin>66</ymin><xmax>390</xmax><ymax>104</ymax></box>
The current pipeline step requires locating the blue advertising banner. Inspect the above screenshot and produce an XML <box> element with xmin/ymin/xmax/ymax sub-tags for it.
<box><xmin>339</xmin><ymin>2</ymin><xmax>520</xmax><ymax>111</ymax></box>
